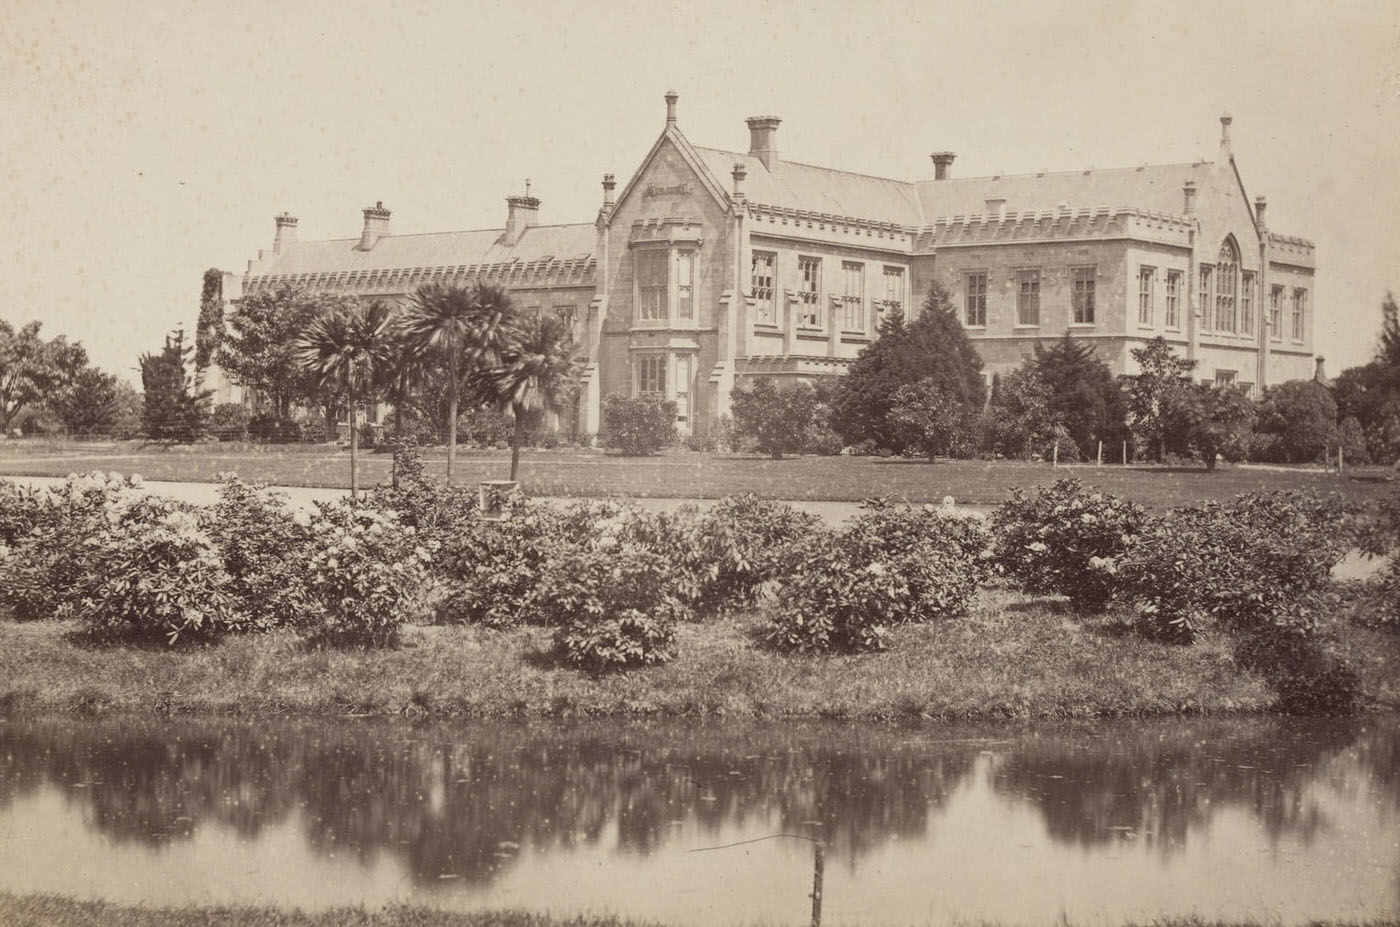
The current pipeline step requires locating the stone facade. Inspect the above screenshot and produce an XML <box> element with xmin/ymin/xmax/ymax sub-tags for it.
<box><xmin>229</xmin><ymin>95</ymin><xmax>1317</xmax><ymax>437</ymax></box>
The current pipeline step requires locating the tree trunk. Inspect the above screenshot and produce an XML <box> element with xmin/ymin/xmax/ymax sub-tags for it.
<box><xmin>510</xmin><ymin>406</ymin><xmax>524</xmax><ymax>481</ymax></box>
<box><xmin>1204</xmin><ymin>448</ymin><xmax>1217</xmax><ymax>471</ymax></box>
<box><xmin>349</xmin><ymin>394</ymin><xmax>358</xmax><ymax>502</ymax></box>
<box><xmin>446</xmin><ymin>344</ymin><xmax>458</xmax><ymax>484</ymax></box>
<box><xmin>391</xmin><ymin>400</ymin><xmax>404</xmax><ymax>489</ymax></box>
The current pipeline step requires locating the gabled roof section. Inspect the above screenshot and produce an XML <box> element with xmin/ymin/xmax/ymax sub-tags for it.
<box><xmin>914</xmin><ymin>163</ymin><xmax>1213</xmax><ymax>219</ymax></box>
<box><xmin>610</xmin><ymin>125</ymin><xmax>733</xmax><ymax>217</ymax></box>
<box><xmin>694</xmin><ymin>147</ymin><xmax>927</xmax><ymax>228</ymax></box>
<box><xmin>247</xmin><ymin>222</ymin><xmax>596</xmax><ymax>278</ymax></box>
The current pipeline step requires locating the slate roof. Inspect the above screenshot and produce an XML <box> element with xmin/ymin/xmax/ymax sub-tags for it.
<box><xmin>249</xmin><ymin>223</ymin><xmax>596</xmax><ymax>277</ymax></box>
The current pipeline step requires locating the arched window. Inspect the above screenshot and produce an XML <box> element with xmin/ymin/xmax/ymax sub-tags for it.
<box><xmin>1215</xmin><ymin>237</ymin><xmax>1239</xmax><ymax>333</ymax></box>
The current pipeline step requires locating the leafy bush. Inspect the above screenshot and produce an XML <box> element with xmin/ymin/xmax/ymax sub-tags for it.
<box><xmin>1117</xmin><ymin>491</ymin><xmax>1356</xmax><ymax>643</ymax></box>
<box><xmin>990</xmin><ymin>479</ymin><xmax>1144</xmax><ymax>612</ymax></box>
<box><xmin>602</xmin><ymin>394</ymin><xmax>676</xmax><ymax>456</ymax></box>
<box><xmin>366</xmin><ymin>437</ymin><xmax>479</xmax><ymax>544</ymax></box>
<box><xmin>66</xmin><ymin>494</ymin><xmax>242</xmax><ymax>644</ymax></box>
<box><xmin>303</xmin><ymin>500</ymin><xmax>432</xmax><ymax>646</ymax></box>
<box><xmin>1232</xmin><ymin>632</ymin><xmax>1361</xmax><ymax>716</ymax></box>
<box><xmin>0</xmin><ymin>480</ymin><xmax>45</xmax><ymax>546</ymax></box>
<box><xmin>683</xmin><ymin>496</ymin><xmax>821</xmax><ymax>617</ymax></box>
<box><xmin>730</xmin><ymin>378</ymin><xmax>817</xmax><ymax>459</ymax></box>
<box><xmin>248</xmin><ymin>413</ymin><xmax>300</xmax><ymax>443</ymax></box>
<box><xmin>457</xmin><ymin>406</ymin><xmax>514</xmax><ymax>447</ymax></box>
<box><xmin>542</xmin><ymin>545</ymin><xmax>683</xmax><ymax>671</ymax></box>
<box><xmin>434</xmin><ymin>492</ymin><xmax>564</xmax><ymax>628</ymax></box>
<box><xmin>803</xmin><ymin>422</ymin><xmax>843</xmax><ymax>456</ymax></box>
<box><xmin>207</xmin><ymin>403</ymin><xmax>250</xmax><ymax>442</ymax></box>
<box><xmin>205</xmin><ymin>475</ymin><xmax>311</xmax><ymax>630</ymax></box>
<box><xmin>769</xmin><ymin>501</ymin><xmax>989</xmax><ymax>654</ymax></box>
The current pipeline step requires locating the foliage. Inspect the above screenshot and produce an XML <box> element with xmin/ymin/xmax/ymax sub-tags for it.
<box><xmin>0</xmin><ymin>480</ymin><xmax>46</xmax><ymax>546</ymax></box>
<box><xmin>983</xmin><ymin>366</ymin><xmax>1058</xmax><ymax>459</ymax></box>
<box><xmin>207</xmin><ymin>403</ymin><xmax>250</xmax><ymax>442</ymax></box>
<box><xmin>205</xmin><ymin>475</ymin><xmax>312</xmax><ymax>630</ymax></box>
<box><xmin>683</xmin><ymin>495</ymin><xmax>821</xmax><ymax>616</ymax></box>
<box><xmin>1032</xmin><ymin>335</ymin><xmax>1129</xmax><ymax>460</ymax></box>
<box><xmin>890</xmin><ymin>376</ymin><xmax>965</xmax><ymax>459</ymax></box>
<box><xmin>601</xmin><ymin>393</ymin><xmax>676</xmax><ymax>456</ymax></box>
<box><xmin>1120</xmin><ymin>337</ymin><xmax>1197</xmax><ymax>461</ymax></box>
<box><xmin>66</xmin><ymin>493</ymin><xmax>242</xmax><ymax>644</ymax></box>
<box><xmin>730</xmin><ymin>377</ymin><xmax>817</xmax><ymax>459</ymax></box>
<box><xmin>303</xmin><ymin>500</ymin><xmax>432</xmax><ymax>646</ymax></box>
<box><xmin>140</xmin><ymin>328</ymin><xmax>211</xmax><ymax>442</ymax></box>
<box><xmin>543</xmin><ymin>545</ymin><xmax>683</xmax><ymax>671</ymax></box>
<box><xmin>1117</xmin><ymin>491</ymin><xmax>1356</xmax><ymax>643</ymax></box>
<box><xmin>1179</xmin><ymin>382</ymin><xmax>1256</xmax><ymax>470</ymax></box>
<box><xmin>434</xmin><ymin>492</ymin><xmax>563</xmax><ymax>628</ymax></box>
<box><xmin>0</xmin><ymin>319</ymin><xmax>89</xmax><ymax>433</ymax></box>
<box><xmin>194</xmin><ymin>268</ymin><xmax>227</xmax><ymax>372</ymax></box>
<box><xmin>1232</xmin><ymin>631</ymin><xmax>1361</xmax><ymax>716</ymax></box>
<box><xmin>830</xmin><ymin>282</ymin><xmax>985</xmax><ymax>453</ymax></box>
<box><xmin>1336</xmin><ymin>416</ymin><xmax>1371</xmax><ymax>465</ymax></box>
<box><xmin>991</xmin><ymin>478</ymin><xmax>1144</xmax><ymax>613</ymax></box>
<box><xmin>218</xmin><ymin>284</ymin><xmax>331</xmax><ymax>420</ymax></box>
<box><xmin>1333</xmin><ymin>359</ymin><xmax>1400</xmax><ymax>464</ymax></box>
<box><xmin>45</xmin><ymin>367</ymin><xmax>120</xmax><ymax>436</ymax></box>
<box><xmin>1253</xmin><ymin>379</ymin><xmax>1337</xmax><ymax>463</ymax></box>
<box><xmin>109</xmin><ymin>381</ymin><xmax>145</xmax><ymax>439</ymax></box>
<box><xmin>366</xmin><ymin>437</ymin><xmax>479</xmax><ymax>544</ymax></box>
<box><xmin>457</xmin><ymin>406</ymin><xmax>514</xmax><ymax>446</ymax></box>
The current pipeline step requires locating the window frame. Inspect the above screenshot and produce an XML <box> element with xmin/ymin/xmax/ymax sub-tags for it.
<box><xmin>1240</xmin><ymin>271</ymin><xmax>1255</xmax><ymax>336</ymax></box>
<box><xmin>636</xmin><ymin>353</ymin><xmax>667</xmax><ymax>397</ymax></box>
<box><xmin>1292</xmin><ymin>287</ymin><xmax>1307</xmax><ymax>342</ymax></box>
<box><xmin>1165</xmin><ymin>270</ymin><xmax>1182</xmax><ymax>330</ymax></box>
<box><xmin>797</xmin><ymin>256</ymin><xmax>822</xmax><ymax>329</ymax></box>
<box><xmin>634</xmin><ymin>249</ymin><xmax>669</xmax><ymax>323</ymax></box>
<box><xmin>1015</xmin><ymin>268</ymin><xmax>1041</xmax><ymax>327</ymax></box>
<box><xmin>1270</xmin><ymin>285</ymin><xmax>1284</xmax><ymax>341</ymax></box>
<box><xmin>751</xmin><ymin>250</ymin><xmax>777</xmax><ymax>325</ymax></box>
<box><xmin>1137</xmin><ymin>266</ymin><xmax>1156</xmax><ymax>327</ymax></box>
<box><xmin>1072</xmin><ymin>265</ymin><xmax>1097</xmax><ymax>325</ymax></box>
<box><xmin>880</xmin><ymin>265</ymin><xmax>905</xmax><ymax>320</ymax></box>
<box><xmin>965</xmin><ymin>271</ymin><xmax>988</xmax><ymax>328</ymax></box>
<box><xmin>840</xmin><ymin>261</ymin><xmax>866</xmax><ymax>333</ymax></box>
<box><xmin>1198</xmin><ymin>266</ymin><xmax>1213</xmax><ymax>332</ymax></box>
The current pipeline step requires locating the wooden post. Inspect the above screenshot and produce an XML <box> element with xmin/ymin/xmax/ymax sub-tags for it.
<box><xmin>1122</xmin><ymin>440</ymin><xmax>1127</xmax><ymax>465</ymax></box>
<box><xmin>1097</xmin><ymin>440</ymin><xmax>1103</xmax><ymax>467</ymax></box>
<box><xmin>1339</xmin><ymin>445</ymin><xmax>1344</xmax><ymax>473</ymax></box>
<box><xmin>1052</xmin><ymin>443</ymin><xmax>1058</xmax><ymax>468</ymax></box>
<box><xmin>810</xmin><ymin>841</ymin><xmax>824</xmax><ymax>927</ymax></box>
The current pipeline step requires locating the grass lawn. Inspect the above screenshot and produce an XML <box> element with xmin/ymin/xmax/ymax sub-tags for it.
<box><xmin>0</xmin><ymin>438</ymin><xmax>1391</xmax><ymax>509</ymax></box>
<box><xmin>3</xmin><ymin>586</ymin><xmax>1396</xmax><ymax>722</ymax></box>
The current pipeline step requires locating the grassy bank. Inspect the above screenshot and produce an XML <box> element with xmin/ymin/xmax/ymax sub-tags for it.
<box><xmin>4</xmin><ymin>588</ymin><xmax>1397</xmax><ymax>722</ymax></box>
<box><xmin>0</xmin><ymin>440</ymin><xmax>1388</xmax><ymax>508</ymax></box>
<box><xmin>2</xmin><ymin>895</ymin><xmax>1396</xmax><ymax>927</ymax></box>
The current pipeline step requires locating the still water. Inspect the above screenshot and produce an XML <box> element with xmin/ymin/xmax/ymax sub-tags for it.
<box><xmin>1</xmin><ymin>716</ymin><xmax>1396</xmax><ymax>925</ymax></box>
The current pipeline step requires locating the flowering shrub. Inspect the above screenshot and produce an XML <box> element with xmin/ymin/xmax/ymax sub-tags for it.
<box><xmin>1118</xmin><ymin>491</ymin><xmax>1357</xmax><ymax>643</ymax></box>
<box><xmin>990</xmin><ymin>479</ymin><xmax>1144</xmax><ymax>612</ymax></box>
<box><xmin>366</xmin><ymin>437</ymin><xmax>479</xmax><ymax>545</ymax></box>
<box><xmin>205</xmin><ymin>474</ymin><xmax>312</xmax><ymax>630</ymax></box>
<box><xmin>542</xmin><ymin>545</ymin><xmax>682</xmax><ymax>671</ymax></box>
<box><xmin>66</xmin><ymin>493</ymin><xmax>243</xmax><ymax>644</ymax></box>
<box><xmin>602</xmin><ymin>394</ymin><xmax>677</xmax><ymax>456</ymax></box>
<box><xmin>303</xmin><ymin>500</ymin><xmax>433</xmax><ymax>646</ymax></box>
<box><xmin>769</xmin><ymin>501</ymin><xmax>989</xmax><ymax>654</ymax></box>
<box><xmin>434</xmin><ymin>491</ymin><xmax>564</xmax><ymax>627</ymax></box>
<box><xmin>685</xmin><ymin>496</ymin><xmax>822</xmax><ymax>617</ymax></box>
<box><xmin>0</xmin><ymin>480</ymin><xmax>46</xmax><ymax>546</ymax></box>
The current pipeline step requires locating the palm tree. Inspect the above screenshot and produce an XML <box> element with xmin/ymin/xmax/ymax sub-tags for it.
<box><xmin>374</xmin><ymin>319</ymin><xmax>430</xmax><ymax>488</ymax></box>
<box><xmin>478</xmin><ymin>313</ymin><xmax>585</xmax><ymax>481</ymax></box>
<box><xmin>293</xmin><ymin>299</ymin><xmax>396</xmax><ymax>499</ymax></box>
<box><xmin>400</xmin><ymin>283</ymin><xmax>518</xmax><ymax>482</ymax></box>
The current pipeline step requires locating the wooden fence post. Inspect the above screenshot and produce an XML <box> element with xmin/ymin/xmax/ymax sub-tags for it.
<box><xmin>810</xmin><ymin>841</ymin><xmax>824</xmax><ymax>927</ymax></box>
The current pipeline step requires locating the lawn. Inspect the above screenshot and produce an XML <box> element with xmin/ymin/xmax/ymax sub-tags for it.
<box><xmin>0</xmin><ymin>438</ymin><xmax>1390</xmax><ymax>509</ymax></box>
<box><xmin>4</xmin><ymin>586</ymin><xmax>1397</xmax><ymax>723</ymax></box>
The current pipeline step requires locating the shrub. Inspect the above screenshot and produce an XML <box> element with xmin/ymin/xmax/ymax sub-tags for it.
<box><xmin>297</xmin><ymin>415</ymin><xmax>334</xmax><ymax>444</ymax></box>
<box><xmin>248</xmin><ymin>414</ymin><xmax>299</xmax><ymax>443</ymax></box>
<box><xmin>434</xmin><ymin>492</ymin><xmax>564</xmax><ymax>628</ymax></box>
<box><xmin>1232</xmin><ymin>632</ymin><xmax>1361</xmax><ymax>716</ymax></box>
<box><xmin>0</xmin><ymin>480</ymin><xmax>45</xmax><ymax>546</ymax></box>
<box><xmin>543</xmin><ymin>545</ymin><xmax>683</xmax><ymax>671</ymax></box>
<box><xmin>730</xmin><ymin>378</ymin><xmax>817</xmax><ymax>460</ymax></box>
<box><xmin>207</xmin><ymin>403</ymin><xmax>250</xmax><ymax>442</ymax></box>
<box><xmin>990</xmin><ymin>479</ymin><xmax>1144</xmax><ymax>613</ymax></box>
<box><xmin>366</xmin><ymin>437</ymin><xmax>479</xmax><ymax>544</ymax></box>
<box><xmin>205</xmin><ymin>475</ymin><xmax>312</xmax><ymax>630</ymax></box>
<box><xmin>685</xmin><ymin>495</ymin><xmax>821</xmax><ymax>617</ymax></box>
<box><xmin>66</xmin><ymin>494</ymin><xmax>242</xmax><ymax>644</ymax></box>
<box><xmin>303</xmin><ymin>500</ymin><xmax>432</xmax><ymax>646</ymax></box>
<box><xmin>803</xmin><ymin>421</ymin><xmax>843</xmax><ymax>456</ymax></box>
<box><xmin>1363</xmin><ymin>559</ymin><xmax>1400</xmax><ymax>633</ymax></box>
<box><xmin>602</xmin><ymin>394</ymin><xmax>676</xmax><ymax>456</ymax></box>
<box><xmin>1117</xmin><ymin>491</ymin><xmax>1356</xmax><ymax>643</ymax></box>
<box><xmin>457</xmin><ymin>406</ymin><xmax>514</xmax><ymax>447</ymax></box>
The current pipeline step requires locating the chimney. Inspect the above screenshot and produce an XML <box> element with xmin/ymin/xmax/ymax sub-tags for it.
<box><xmin>1219</xmin><ymin>112</ymin><xmax>1233</xmax><ymax>157</ymax></box>
<box><xmin>501</xmin><ymin>180</ymin><xmax>541</xmax><ymax>247</ymax></box>
<box><xmin>358</xmin><ymin>201</ymin><xmax>390</xmax><ymax>251</ymax></box>
<box><xmin>1254</xmin><ymin>195</ymin><xmax>1267</xmax><ymax>230</ymax></box>
<box><xmin>602</xmin><ymin>173</ymin><xmax>616</xmax><ymax>207</ymax></box>
<box><xmin>665</xmin><ymin>90</ymin><xmax>678</xmax><ymax>125</ymax></box>
<box><xmin>984</xmin><ymin>197</ymin><xmax>1006</xmax><ymax>218</ymax></box>
<box><xmin>1183</xmin><ymin>180</ymin><xmax>1197</xmax><ymax>217</ymax></box>
<box><xmin>930</xmin><ymin>152</ymin><xmax>955</xmax><ymax>181</ymax></box>
<box><xmin>273</xmin><ymin>212</ymin><xmax>298</xmax><ymax>254</ymax></box>
<box><xmin>746</xmin><ymin>116</ymin><xmax>781</xmax><ymax>170</ymax></box>
<box><xmin>1315</xmin><ymin>356</ymin><xmax>1327</xmax><ymax>382</ymax></box>
<box><xmin>732</xmin><ymin>162</ymin><xmax>747</xmax><ymax>199</ymax></box>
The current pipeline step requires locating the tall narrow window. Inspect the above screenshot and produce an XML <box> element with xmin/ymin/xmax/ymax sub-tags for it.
<box><xmin>1137</xmin><ymin>267</ymin><xmax>1155</xmax><ymax>326</ymax></box>
<box><xmin>882</xmin><ymin>266</ymin><xmax>904</xmax><ymax>318</ymax></box>
<box><xmin>676</xmin><ymin>251</ymin><xmax>694</xmax><ymax>320</ymax></box>
<box><xmin>1270</xmin><ymin>285</ymin><xmax>1284</xmax><ymax>340</ymax></box>
<box><xmin>1240</xmin><ymin>271</ymin><xmax>1255</xmax><ymax>336</ymax></box>
<box><xmin>637</xmin><ymin>354</ymin><xmax>667</xmax><ymax>395</ymax></box>
<box><xmin>1016</xmin><ymin>269</ymin><xmax>1040</xmax><ymax>326</ymax></box>
<box><xmin>636</xmin><ymin>251</ymin><xmax>668</xmax><ymax>322</ymax></box>
<box><xmin>1073</xmin><ymin>266</ymin><xmax>1096</xmax><ymax>324</ymax></box>
<box><xmin>674</xmin><ymin>354</ymin><xmax>691</xmax><ymax>425</ymax></box>
<box><xmin>798</xmin><ymin>257</ymin><xmax>821</xmax><ymax>327</ymax></box>
<box><xmin>751</xmin><ymin>251</ymin><xmax>776</xmax><ymax>324</ymax></box>
<box><xmin>965</xmin><ymin>273</ymin><xmax>987</xmax><ymax>327</ymax></box>
<box><xmin>1199</xmin><ymin>266</ymin><xmax>1213</xmax><ymax>332</ymax></box>
<box><xmin>1292</xmin><ymin>288</ymin><xmax>1306</xmax><ymax>341</ymax></box>
<box><xmin>1215</xmin><ymin>238</ymin><xmax>1238</xmax><ymax>333</ymax></box>
<box><xmin>1165</xmin><ymin>270</ymin><xmax>1182</xmax><ymax>328</ymax></box>
<box><xmin>841</xmin><ymin>261</ymin><xmax>865</xmax><ymax>331</ymax></box>
<box><xmin>554</xmin><ymin>305</ymin><xmax>577</xmax><ymax>340</ymax></box>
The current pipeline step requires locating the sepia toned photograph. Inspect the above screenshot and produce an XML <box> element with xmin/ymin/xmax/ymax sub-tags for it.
<box><xmin>1</xmin><ymin>1</ymin><xmax>1398</xmax><ymax>925</ymax></box>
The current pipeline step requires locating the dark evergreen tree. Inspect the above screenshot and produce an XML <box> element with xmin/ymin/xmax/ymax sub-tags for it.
<box><xmin>140</xmin><ymin>328</ymin><xmax>211</xmax><ymax>442</ymax></box>
<box><xmin>47</xmin><ymin>367</ymin><xmax>120</xmax><ymax>435</ymax></box>
<box><xmin>1033</xmin><ymin>334</ymin><xmax>1129</xmax><ymax>459</ymax></box>
<box><xmin>830</xmin><ymin>281</ymin><xmax>985</xmax><ymax>452</ymax></box>
<box><xmin>194</xmin><ymin>268</ymin><xmax>227</xmax><ymax>373</ymax></box>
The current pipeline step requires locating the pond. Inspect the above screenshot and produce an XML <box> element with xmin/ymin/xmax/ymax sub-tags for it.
<box><xmin>0</xmin><ymin>715</ymin><xmax>1396</xmax><ymax>925</ymax></box>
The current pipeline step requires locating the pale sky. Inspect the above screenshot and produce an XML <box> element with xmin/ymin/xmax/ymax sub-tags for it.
<box><xmin>2</xmin><ymin>0</ymin><xmax>1398</xmax><ymax>383</ymax></box>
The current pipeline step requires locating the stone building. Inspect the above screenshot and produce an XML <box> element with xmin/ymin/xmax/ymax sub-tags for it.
<box><xmin>229</xmin><ymin>93</ymin><xmax>1316</xmax><ymax>438</ymax></box>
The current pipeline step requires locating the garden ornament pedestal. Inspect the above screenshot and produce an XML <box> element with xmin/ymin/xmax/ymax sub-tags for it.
<box><xmin>478</xmin><ymin>480</ymin><xmax>518</xmax><ymax>521</ymax></box>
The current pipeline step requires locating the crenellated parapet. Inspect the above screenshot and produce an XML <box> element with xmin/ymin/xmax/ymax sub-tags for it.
<box><xmin>629</xmin><ymin>216</ymin><xmax>704</xmax><ymax>245</ymax></box>
<box><xmin>243</xmin><ymin>255</ymin><xmax>597</xmax><ymax>297</ymax></box>
<box><xmin>745</xmin><ymin>202</ymin><xmax>919</xmax><ymax>248</ymax></box>
<box><xmin>1267</xmin><ymin>232</ymin><xmax>1315</xmax><ymax>268</ymax></box>
<box><xmin>914</xmin><ymin>205</ymin><xmax>1195</xmax><ymax>250</ymax></box>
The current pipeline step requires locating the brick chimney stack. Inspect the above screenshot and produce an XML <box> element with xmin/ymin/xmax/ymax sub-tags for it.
<box><xmin>931</xmin><ymin>152</ymin><xmax>955</xmax><ymax>181</ymax></box>
<box><xmin>273</xmin><ymin>212</ymin><xmax>298</xmax><ymax>254</ymax></box>
<box><xmin>732</xmin><ymin>162</ymin><xmax>747</xmax><ymax>199</ymax></box>
<box><xmin>1255</xmin><ymin>195</ymin><xmax>1268</xmax><ymax>230</ymax></box>
<box><xmin>1220</xmin><ymin>112</ymin><xmax>1233</xmax><ymax>158</ymax></box>
<box><xmin>665</xmin><ymin>90</ymin><xmax>678</xmax><ymax>125</ymax></box>
<box><xmin>602</xmin><ymin>173</ymin><xmax>616</xmax><ymax>207</ymax></box>
<box><xmin>501</xmin><ymin>180</ymin><xmax>541</xmax><ymax>247</ymax></box>
<box><xmin>358</xmin><ymin>202</ymin><xmax>390</xmax><ymax>251</ymax></box>
<box><xmin>1183</xmin><ymin>180</ymin><xmax>1197</xmax><ymax>217</ymax></box>
<box><xmin>746</xmin><ymin>116</ymin><xmax>781</xmax><ymax>170</ymax></box>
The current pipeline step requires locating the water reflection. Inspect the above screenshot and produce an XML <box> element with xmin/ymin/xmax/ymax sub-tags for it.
<box><xmin>0</xmin><ymin>715</ymin><xmax>1396</xmax><ymax>923</ymax></box>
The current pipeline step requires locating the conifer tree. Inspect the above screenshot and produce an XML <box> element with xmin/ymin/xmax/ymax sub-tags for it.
<box><xmin>140</xmin><ymin>328</ymin><xmax>211</xmax><ymax>442</ymax></box>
